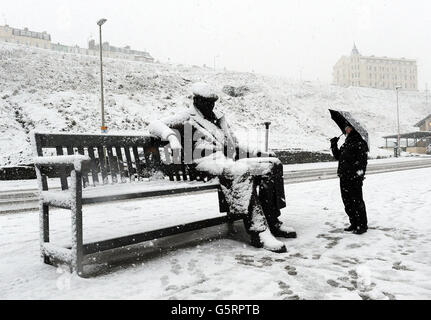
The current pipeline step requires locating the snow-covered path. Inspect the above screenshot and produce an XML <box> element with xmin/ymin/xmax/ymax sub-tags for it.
<box><xmin>1</xmin><ymin>168</ymin><xmax>431</xmax><ymax>299</ymax></box>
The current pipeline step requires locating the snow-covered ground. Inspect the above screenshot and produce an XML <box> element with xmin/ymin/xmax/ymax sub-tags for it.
<box><xmin>1</xmin><ymin>167</ymin><xmax>430</xmax><ymax>300</ymax></box>
<box><xmin>1</xmin><ymin>41</ymin><xmax>430</xmax><ymax>167</ymax></box>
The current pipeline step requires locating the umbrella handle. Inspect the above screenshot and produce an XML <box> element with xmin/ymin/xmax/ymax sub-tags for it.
<box><xmin>329</xmin><ymin>133</ymin><xmax>344</xmax><ymax>142</ymax></box>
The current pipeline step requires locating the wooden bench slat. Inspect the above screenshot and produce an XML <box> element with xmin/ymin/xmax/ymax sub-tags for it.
<box><xmin>171</xmin><ymin>150</ymin><xmax>183</xmax><ymax>181</ymax></box>
<box><xmin>132</xmin><ymin>147</ymin><xmax>143</xmax><ymax>180</ymax></box>
<box><xmin>115</xmin><ymin>147</ymin><xmax>126</xmax><ymax>182</ymax></box>
<box><xmin>173</xmin><ymin>164</ymin><xmax>182</xmax><ymax>181</ymax></box>
<box><xmin>106</xmin><ymin>147</ymin><xmax>118</xmax><ymax>184</ymax></box>
<box><xmin>162</xmin><ymin>146</ymin><xmax>174</xmax><ymax>181</ymax></box>
<box><xmin>142</xmin><ymin>146</ymin><xmax>151</xmax><ymax>164</ymax></box>
<box><xmin>181</xmin><ymin>164</ymin><xmax>188</xmax><ymax>181</ymax></box>
<box><xmin>188</xmin><ymin>165</ymin><xmax>197</xmax><ymax>181</ymax></box>
<box><xmin>123</xmin><ymin>147</ymin><xmax>135</xmax><ymax>182</ymax></box>
<box><xmin>87</xmin><ymin>147</ymin><xmax>99</xmax><ymax>186</ymax></box>
<box><xmin>143</xmin><ymin>146</ymin><xmax>154</xmax><ymax>178</ymax></box>
<box><xmin>77</xmin><ymin>147</ymin><xmax>90</xmax><ymax>187</ymax></box>
<box><xmin>104</xmin><ymin>148</ymin><xmax>113</xmax><ymax>184</ymax></box>
<box><xmin>97</xmin><ymin>146</ymin><xmax>108</xmax><ymax>184</ymax></box>
<box><xmin>56</xmin><ymin>147</ymin><xmax>68</xmax><ymax>190</ymax></box>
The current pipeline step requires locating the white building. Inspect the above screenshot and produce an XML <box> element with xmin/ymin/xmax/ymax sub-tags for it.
<box><xmin>333</xmin><ymin>44</ymin><xmax>418</xmax><ymax>91</ymax></box>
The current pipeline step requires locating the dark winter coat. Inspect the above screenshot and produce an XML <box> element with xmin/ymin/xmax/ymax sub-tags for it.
<box><xmin>331</xmin><ymin>131</ymin><xmax>368</xmax><ymax>180</ymax></box>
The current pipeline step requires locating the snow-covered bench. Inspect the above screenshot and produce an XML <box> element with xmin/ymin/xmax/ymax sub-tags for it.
<box><xmin>31</xmin><ymin>132</ymin><xmax>238</xmax><ymax>277</ymax></box>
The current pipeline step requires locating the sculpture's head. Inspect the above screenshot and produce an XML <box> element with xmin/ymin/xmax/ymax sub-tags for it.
<box><xmin>192</xmin><ymin>82</ymin><xmax>219</xmax><ymax>114</ymax></box>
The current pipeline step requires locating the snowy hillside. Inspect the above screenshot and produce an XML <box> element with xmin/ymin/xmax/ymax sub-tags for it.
<box><xmin>0</xmin><ymin>41</ymin><xmax>429</xmax><ymax>167</ymax></box>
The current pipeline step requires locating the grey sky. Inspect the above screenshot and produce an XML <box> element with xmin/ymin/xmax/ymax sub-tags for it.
<box><xmin>2</xmin><ymin>0</ymin><xmax>431</xmax><ymax>89</ymax></box>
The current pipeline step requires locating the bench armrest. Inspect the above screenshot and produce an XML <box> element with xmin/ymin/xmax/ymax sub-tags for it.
<box><xmin>33</xmin><ymin>155</ymin><xmax>91</xmax><ymax>172</ymax></box>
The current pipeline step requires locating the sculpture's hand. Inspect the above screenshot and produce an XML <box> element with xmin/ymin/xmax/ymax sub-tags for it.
<box><xmin>168</xmin><ymin>135</ymin><xmax>182</xmax><ymax>151</ymax></box>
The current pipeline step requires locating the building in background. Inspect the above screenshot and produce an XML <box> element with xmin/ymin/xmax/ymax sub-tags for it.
<box><xmin>383</xmin><ymin>114</ymin><xmax>431</xmax><ymax>154</ymax></box>
<box><xmin>0</xmin><ymin>25</ymin><xmax>51</xmax><ymax>49</ymax></box>
<box><xmin>88</xmin><ymin>39</ymin><xmax>154</xmax><ymax>62</ymax></box>
<box><xmin>414</xmin><ymin>114</ymin><xmax>431</xmax><ymax>132</ymax></box>
<box><xmin>333</xmin><ymin>44</ymin><xmax>418</xmax><ymax>91</ymax></box>
<box><xmin>0</xmin><ymin>24</ymin><xmax>155</xmax><ymax>63</ymax></box>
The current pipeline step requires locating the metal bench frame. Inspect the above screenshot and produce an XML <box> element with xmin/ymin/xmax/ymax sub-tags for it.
<box><xmin>31</xmin><ymin>132</ymin><xmax>240</xmax><ymax>277</ymax></box>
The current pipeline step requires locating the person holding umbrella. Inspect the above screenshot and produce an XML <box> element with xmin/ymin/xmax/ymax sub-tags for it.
<box><xmin>329</xmin><ymin>110</ymin><xmax>369</xmax><ymax>235</ymax></box>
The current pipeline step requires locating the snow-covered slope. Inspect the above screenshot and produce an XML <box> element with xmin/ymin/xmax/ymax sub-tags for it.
<box><xmin>0</xmin><ymin>42</ymin><xmax>429</xmax><ymax>166</ymax></box>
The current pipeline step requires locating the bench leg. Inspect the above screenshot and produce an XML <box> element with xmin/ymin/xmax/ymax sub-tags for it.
<box><xmin>39</xmin><ymin>203</ymin><xmax>51</xmax><ymax>265</ymax></box>
<box><xmin>71</xmin><ymin>171</ymin><xmax>84</xmax><ymax>276</ymax></box>
<box><xmin>71</xmin><ymin>205</ymin><xmax>84</xmax><ymax>276</ymax></box>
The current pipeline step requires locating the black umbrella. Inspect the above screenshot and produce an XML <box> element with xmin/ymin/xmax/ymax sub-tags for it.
<box><xmin>329</xmin><ymin>109</ymin><xmax>369</xmax><ymax>147</ymax></box>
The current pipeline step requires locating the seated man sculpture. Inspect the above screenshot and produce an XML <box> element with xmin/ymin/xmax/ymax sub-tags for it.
<box><xmin>148</xmin><ymin>82</ymin><xmax>296</xmax><ymax>253</ymax></box>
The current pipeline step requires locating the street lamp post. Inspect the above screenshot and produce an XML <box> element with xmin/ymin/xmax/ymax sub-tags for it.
<box><xmin>396</xmin><ymin>86</ymin><xmax>402</xmax><ymax>157</ymax></box>
<box><xmin>97</xmin><ymin>18</ymin><xmax>107</xmax><ymax>133</ymax></box>
<box><xmin>264</xmin><ymin>122</ymin><xmax>271</xmax><ymax>153</ymax></box>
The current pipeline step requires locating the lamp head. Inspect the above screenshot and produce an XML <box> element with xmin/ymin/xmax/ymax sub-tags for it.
<box><xmin>97</xmin><ymin>18</ymin><xmax>107</xmax><ymax>26</ymax></box>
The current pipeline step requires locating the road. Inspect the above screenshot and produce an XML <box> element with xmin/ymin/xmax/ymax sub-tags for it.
<box><xmin>284</xmin><ymin>158</ymin><xmax>431</xmax><ymax>184</ymax></box>
<box><xmin>1</xmin><ymin>158</ymin><xmax>431</xmax><ymax>214</ymax></box>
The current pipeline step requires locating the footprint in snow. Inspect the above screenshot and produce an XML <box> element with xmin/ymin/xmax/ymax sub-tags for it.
<box><xmin>160</xmin><ymin>275</ymin><xmax>169</xmax><ymax>286</ymax></box>
<box><xmin>284</xmin><ymin>265</ymin><xmax>297</xmax><ymax>276</ymax></box>
<box><xmin>329</xmin><ymin>228</ymin><xmax>344</xmax><ymax>234</ymax></box>
<box><xmin>392</xmin><ymin>261</ymin><xmax>414</xmax><ymax>271</ymax></box>
<box><xmin>187</xmin><ymin>259</ymin><xmax>198</xmax><ymax>272</ymax></box>
<box><xmin>170</xmin><ymin>259</ymin><xmax>182</xmax><ymax>275</ymax></box>
<box><xmin>317</xmin><ymin>234</ymin><xmax>342</xmax><ymax>249</ymax></box>
<box><xmin>277</xmin><ymin>281</ymin><xmax>300</xmax><ymax>300</ymax></box>
<box><xmin>289</xmin><ymin>252</ymin><xmax>308</xmax><ymax>259</ymax></box>
<box><xmin>327</xmin><ymin>279</ymin><xmax>340</xmax><ymax>288</ymax></box>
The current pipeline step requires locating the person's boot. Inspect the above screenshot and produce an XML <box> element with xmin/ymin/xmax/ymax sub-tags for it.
<box><xmin>353</xmin><ymin>226</ymin><xmax>367</xmax><ymax>235</ymax></box>
<box><xmin>250</xmin><ymin>229</ymin><xmax>287</xmax><ymax>253</ymax></box>
<box><xmin>269</xmin><ymin>221</ymin><xmax>297</xmax><ymax>239</ymax></box>
<box><xmin>344</xmin><ymin>225</ymin><xmax>356</xmax><ymax>232</ymax></box>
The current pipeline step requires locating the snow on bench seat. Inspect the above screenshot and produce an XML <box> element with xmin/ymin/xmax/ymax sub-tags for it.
<box><xmin>81</xmin><ymin>179</ymin><xmax>220</xmax><ymax>204</ymax></box>
<box><xmin>40</xmin><ymin>179</ymin><xmax>220</xmax><ymax>207</ymax></box>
